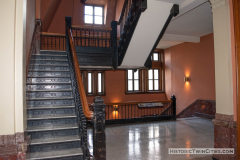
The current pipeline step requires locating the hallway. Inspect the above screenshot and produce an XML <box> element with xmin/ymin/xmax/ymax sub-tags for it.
<box><xmin>88</xmin><ymin>117</ymin><xmax>214</xmax><ymax>160</ymax></box>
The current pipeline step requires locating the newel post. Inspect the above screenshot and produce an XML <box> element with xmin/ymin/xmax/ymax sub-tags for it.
<box><xmin>110</xmin><ymin>21</ymin><xmax>118</xmax><ymax>69</ymax></box>
<box><xmin>92</xmin><ymin>96</ymin><xmax>106</xmax><ymax>160</ymax></box>
<box><xmin>171</xmin><ymin>95</ymin><xmax>177</xmax><ymax>120</ymax></box>
<box><xmin>65</xmin><ymin>17</ymin><xmax>72</xmax><ymax>52</ymax></box>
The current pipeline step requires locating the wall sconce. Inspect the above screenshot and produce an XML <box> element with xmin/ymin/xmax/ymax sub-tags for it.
<box><xmin>184</xmin><ymin>77</ymin><xmax>189</xmax><ymax>82</ymax></box>
<box><xmin>114</xmin><ymin>105</ymin><xmax>118</xmax><ymax>111</ymax></box>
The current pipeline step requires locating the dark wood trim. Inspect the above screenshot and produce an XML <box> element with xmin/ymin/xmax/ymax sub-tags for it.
<box><xmin>232</xmin><ymin>0</ymin><xmax>240</xmax><ymax>158</ymax></box>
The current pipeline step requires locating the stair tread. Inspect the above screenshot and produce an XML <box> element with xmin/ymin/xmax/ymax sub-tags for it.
<box><xmin>27</xmin><ymin>97</ymin><xmax>74</xmax><ymax>100</ymax></box>
<box><xmin>31</xmin><ymin>59</ymin><xmax>68</xmax><ymax>61</ymax></box>
<box><xmin>28</xmin><ymin>148</ymin><xmax>83</xmax><ymax>160</ymax></box>
<box><xmin>28</xmin><ymin>70</ymin><xmax>70</xmax><ymax>72</ymax></box>
<box><xmin>27</xmin><ymin>82</ymin><xmax>71</xmax><ymax>85</ymax></box>
<box><xmin>29</xmin><ymin>64</ymin><xmax>69</xmax><ymax>66</ymax></box>
<box><xmin>27</xmin><ymin>89</ymin><xmax>73</xmax><ymax>92</ymax></box>
<box><xmin>40</xmin><ymin>50</ymin><xmax>66</xmax><ymax>52</ymax></box>
<box><xmin>27</xmin><ymin>76</ymin><xmax>71</xmax><ymax>78</ymax></box>
<box><xmin>28</xmin><ymin>114</ymin><xmax>76</xmax><ymax>120</ymax></box>
<box><xmin>30</xmin><ymin>135</ymin><xmax>80</xmax><ymax>145</ymax></box>
<box><xmin>32</xmin><ymin>54</ymin><xmax>67</xmax><ymax>57</ymax></box>
<box><xmin>28</xmin><ymin>105</ymin><xmax>75</xmax><ymax>110</ymax></box>
<box><xmin>26</xmin><ymin>124</ymin><xmax>78</xmax><ymax>132</ymax></box>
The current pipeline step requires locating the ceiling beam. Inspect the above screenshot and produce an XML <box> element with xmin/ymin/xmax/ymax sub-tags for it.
<box><xmin>42</xmin><ymin>0</ymin><xmax>62</xmax><ymax>32</ymax></box>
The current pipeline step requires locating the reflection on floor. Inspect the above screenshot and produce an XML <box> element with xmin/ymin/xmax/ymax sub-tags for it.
<box><xmin>88</xmin><ymin>117</ymin><xmax>214</xmax><ymax>160</ymax></box>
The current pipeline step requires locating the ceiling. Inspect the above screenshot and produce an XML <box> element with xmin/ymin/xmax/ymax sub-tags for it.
<box><xmin>157</xmin><ymin>0</ymin><xmax>213</xmax><ymax>49</ymax></box>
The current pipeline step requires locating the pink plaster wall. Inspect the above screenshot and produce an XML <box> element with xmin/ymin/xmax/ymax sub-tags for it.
<box><xmin>86</xmin><ymin>70</ymin><xmax>167</xmax><ymax>104</ymax></box>
<box><xmin>164</xmin><ymin>34</ymin><xmax>216</xmax><ymax>115</ymax></box>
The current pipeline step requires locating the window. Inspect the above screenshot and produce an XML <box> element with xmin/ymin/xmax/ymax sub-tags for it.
<box><xmin>127</xmin><ymin>70</ymin><xmax>139</xmax><ymax>91</ymax></box>
<box><xmin>148</xmin><ymin>69</ymin><xmax>159</xmax><ymax>91</ymax></box>
<box><xmin>82</xmin><ymin>71</ymin><xmax>105</xmax><ymax>96</ymax></box>
<box><xmin>84</xmin><ymin>5</ymin><xmax>103</xmax><ymax>24</ymax></box>
<box><xmin>126</xmin><ymin>50</ymin><xmax>164</xmax><ymax>93</ymax></box>
<box><xmin>151</xmin><ymin>53</ymin><xmax>159</xmax><ymax>61</ymax></box>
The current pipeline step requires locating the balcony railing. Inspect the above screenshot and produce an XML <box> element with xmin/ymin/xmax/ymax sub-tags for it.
<box><xmin>89</xmin><ymin>96</ymin><xmax>176</xmax><ymax>125</ymax></box>
<box><xmin>40</xmin><ymin>32</ymin><xmax>66</xmax><ymax>51</ymax></box>
<box><xmin>71</xmin><ymin>25</ymin><xmax>112</xmax><ymax>48</ymax></box>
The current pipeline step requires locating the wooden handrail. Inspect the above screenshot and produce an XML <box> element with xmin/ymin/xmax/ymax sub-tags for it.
<box><xmin>89</xmin><ymin>100</ymin><xmax>172</xmax><ymax>106</ymax></box>
<box><xmin>41</xmin><ymin>32</ymin><xmax>66</xmax><ymax>36</ymax></box>
<box><xmin>68</xmin><ymin>28</ymin><xmax>94</xmax><ymax>118</ymax></box>
<box><xmin>72</xmin><ymin>25</ymin><xmax>112</xmax><ymax>31</ymax></box>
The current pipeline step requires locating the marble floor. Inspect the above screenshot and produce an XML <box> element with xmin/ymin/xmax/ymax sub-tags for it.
<box><xmin>88</xmin><ymin>117</ymin><xmax>214</xmax><ymax>160</ymax></box>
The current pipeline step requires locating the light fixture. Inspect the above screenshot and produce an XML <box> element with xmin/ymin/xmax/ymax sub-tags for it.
<box><xmin>184</xmin><ymin>77</ymin><xmax>189</xmax><ymax>82</ymax></box>
<box><xmin>113</xmin><ymin>105</ymin><xmax>118</xmax><ymax>111</ymax></box>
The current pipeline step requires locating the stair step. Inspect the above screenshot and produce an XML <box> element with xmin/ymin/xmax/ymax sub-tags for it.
<box><xmin>29</xmin><ymin>64</ymin><xmax>69</xmax><ymax>67</ymax></box>
<box><xmin>30</xmin><ymin>60</ymin><xmax>69</xmax><ymax>65</ymax></box>
<box><xmin>30</xmin><ymin>135</ymin><xmax>80</xmax><ymax>145</ymax></box>
<box><xmin>26</xmin><ymin>85</ymin><xmax>72</xmax><ymax>91</ymax></box>
<box><xmin>27</xmin><ymin>71</ymin><xmax>71</xmax><ymax>78</ymax></box>
<box><xmin>28</xmin><ymin>70</ymin><xmax>70</xmax><ymax>72</ymax></box>
<box><xmin>28</xmin><ymin>148</ymin><xmax>83</xmax><ymax>160</ymax></box>
<box><xmin>27</xmin><ymin>117</ymin><xmax>77</xmax><ymax>127</ymax></box>
<box><xmin>26</xmin><ymin>124</ymin><xmax>78</xmax><ymax>132</ymax></box>
<box><xmin>28</xmin><ymin>114</ymin><xmax>76</xmax><ymax>120</ymax></box>
<box><xmin>28</xmin><ymin>105</ymin><xmax>75</xmax><ymax>110</ymax></box>
<box><xmin>40</xmin><ymin>50</ymin><xmax>67</xmax><ymax>55</ymax></box>
<box><xmin>28</xmin><ymin>99</ymin><xmax>75</xmax><ymax>107</ymax></box>
<box><xmin>31</xmin><ymin>55</ymin><xmax>68</xmax><ymax>61</ymax></box>
<box><xmin>29</xmin><ymin>65</ymin><xmax>69</xmax><ymax>71</ymax></box>
<box><xmin>27</xmin><ymin>97</ymin><xmax>74</xmax><ymax>101</ymax></box>
<box><xmin>27</xmin><ymin>91</ymin><xmax>73</xmax><ymax>99</ymax></box>
<box><xmin>27</xmin><ymin>89</ymin><xmax>73</xmax><ymax>92</ymax></box>
<box><xmin>31</xmin><ymin>59</ymin><xmax>68</xmax><ymax>62</ymax></box>
<box><xmin>27</xmin><ymin>77</ymin><xmax>71</xmax><ymax>84</ymax></box>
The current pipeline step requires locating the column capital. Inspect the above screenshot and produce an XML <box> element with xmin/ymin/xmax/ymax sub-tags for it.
<box><xmin>210</xmin><ymin>0</ymin><xmax>228</xmax><ymax>11</ymax></box>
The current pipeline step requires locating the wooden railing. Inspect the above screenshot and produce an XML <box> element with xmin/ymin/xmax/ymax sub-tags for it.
<box><xmin>71</xmin><ymin>25</ymin><xmax>112</xmax><ymax>47</ymax></box>
<box><xmin>66</xmin><ymin>17</ymin><xmax>107</xmax><ymax>159</ymax></box>
<box><xmin>68</xmin><ymin>28</ymin><xmax>93</xmax><ymax>118</ymax></box>
<box><xmin>89</xmin><ymin>97</ymin><xmax>177</xmax><ymax>125</ymax></box>
<box><xmin>40</xmin><ymin>32</ymin><xmax>66</xmax><ymax>51</ymax></box>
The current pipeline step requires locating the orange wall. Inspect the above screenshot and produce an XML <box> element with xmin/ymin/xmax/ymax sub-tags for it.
<box><xmin>39</xmin><ymin>0</ymin><xmax>118</xmax><ymax>33</ymax></box>
<box><xmin>164</xmin><ymin>33</ymin><xmax>216</xmax><ymax>114</ymax></box>
<box><xmin>86</xmin><ymin>70</ymin><xmax>167</xmax><ymax>104</ymax></box>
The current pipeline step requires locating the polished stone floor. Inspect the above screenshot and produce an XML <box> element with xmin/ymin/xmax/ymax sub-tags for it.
<box><xmin>88</xmin><ymin>117</ymin><xmax>214</xmax><ymax>160</ymax></box>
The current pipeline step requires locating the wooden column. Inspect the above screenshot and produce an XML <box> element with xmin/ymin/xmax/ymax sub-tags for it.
<box><xmin>92</xmin><ymin>96</ymin><xmax>106</xmax><ymax>160</ymax></box>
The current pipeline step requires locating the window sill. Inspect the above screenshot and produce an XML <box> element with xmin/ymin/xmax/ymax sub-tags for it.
<box><xmin>125</xmin><ymin>91</ymin><xmax>165</xmax><ymax>95</ymax></box>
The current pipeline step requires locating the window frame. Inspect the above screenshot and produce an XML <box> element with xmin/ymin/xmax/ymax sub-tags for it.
<box><xmin>126</xmin><ymin>69</ymin><xmax>141</xmax><ymax>92</ymax></box>
<box><xmin>125</xmin><ymin>50</ymin><xmax>164</xmax><ymax>94</ymax></box>
<box><xmin>84</xmin><ymin>4</ymin><xmax>104</xmax><ymax>25</ymax></box>
<box><xmin>82</xmin><ymin>70</ymin><xmax>106</xmax><ymax>96</ymax></box>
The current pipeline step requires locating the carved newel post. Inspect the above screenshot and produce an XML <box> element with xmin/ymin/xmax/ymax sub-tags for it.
<box><xmin>92</xmin><ymin>96</ymin><xmax>106</xmax><ymax>160</ymax></box>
